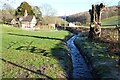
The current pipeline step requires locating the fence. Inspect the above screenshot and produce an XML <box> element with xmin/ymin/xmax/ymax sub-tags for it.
<box><xmin>66</xmin><ymin>25</ymin><xmax>120</xmax><ymax>42</ymax></box>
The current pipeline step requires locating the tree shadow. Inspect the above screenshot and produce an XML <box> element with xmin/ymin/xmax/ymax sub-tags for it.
<box><xmin>50</xmin><ymin>34</ymin><xmax>73</xmax><ymax>79</ymax></box>
<box><xmin>7</xmin><ymin>41</ymin><xmax>19</xmax><ymax>49</ymax></box>
<box><xmin>5</xmin><ymin>32</ymin><xmax>73</xmax><ymax>79</ymax></box>
<box><xmin>16</xmin><ymin>46</ymin><xmax>47</xmax><ymax>55</ymax></box>
<box><xmin>6</xmin><ymin>40</ymin><xmax>47</xmax><ymax>55</ymax></box>
<box><xmin>0</xmin><ymin>58</ymin><xmax>53</xmax><ymax>80</ymax></box>
<box><xmin>8</xmin><ymin>33</ymin><xmax>65</xmax><ymax>42</ymax></box>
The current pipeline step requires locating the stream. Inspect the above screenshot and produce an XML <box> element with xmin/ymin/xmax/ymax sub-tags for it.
<box><xmin>67</xmin><ymin>35</ymin><xmax>93</xmax><ymax>79</ymax></box>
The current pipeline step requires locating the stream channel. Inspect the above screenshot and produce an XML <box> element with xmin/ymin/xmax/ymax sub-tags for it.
<box><xmin>67</xmin><ymin>35</ymin><xmax>93</xmax><ymax>79</ymax></box>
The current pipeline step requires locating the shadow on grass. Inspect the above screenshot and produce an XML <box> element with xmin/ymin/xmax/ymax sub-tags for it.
<box><xmin>7</xmin><ymin>41</ymin><xmax>19</xmax><ymax>49</ymax></box>
<box><xmin>0</xmin><ymin>58</ymin><xmax>53</xmax><ymax>79</ymax></box>
<box><xmin>8</xmin><ymin>33</ymin><xmax>65</xmax><ymax>42</ymax></box>
<box><xmin>16</xmin><ymin>46</ymin><xmax>46</xmax><ymax>53</ymax></box>
<box><xmin>50</xmin><ymin>33</ymin><xmax>73</xmax><ymax>79</ymax></box>
<box><xmin>6</xmin><ymin>32</ymin><xmax>73</xmax><ymax>79</ymax></box>
<box><xmin>16</xmin><ymin>45</ymin><xmax>48</xmax><ymax>55</ymax></box>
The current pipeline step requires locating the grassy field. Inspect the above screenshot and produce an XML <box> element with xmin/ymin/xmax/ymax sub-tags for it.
<box><xmin>102</xmin><ymin>16</ymin><xmax>119</xmax><ymax>26</ymax></box>
<box><xmin>1</xmin><ymin>24</ymin><xmax>73</xmax><ymax>78</ymax></box>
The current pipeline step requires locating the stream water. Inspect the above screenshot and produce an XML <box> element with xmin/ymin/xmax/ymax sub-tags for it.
<box><xmin>67</xmin><ymin>35</ymin><xmax>93</xmax><ymax>79</ymax></box>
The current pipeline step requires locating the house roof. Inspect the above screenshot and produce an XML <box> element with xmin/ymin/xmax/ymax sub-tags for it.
<box><xmin>22</xmin><ymin>16</ymin><xmax>33</xmax><ymax>22</ymax></box>
<box><xmin>41</xmin><ymin>16</ymin><xmax>68</xmax><ymax>24</ymax></box>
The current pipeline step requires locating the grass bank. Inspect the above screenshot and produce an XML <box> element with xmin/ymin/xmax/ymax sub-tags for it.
<box><xmin>1</xmin><ymin>24</ymin><xmax>73</xmax><ymax>79</ymax></box>
<box><xmin>102</xmin><ymin>16</ymin><xmax>119</xmax><ymax>26</ymax></box>
<box><xmin>74</xmin><ymin>32</ymin><xmax>120</xmax><ymax>80</ymax></box>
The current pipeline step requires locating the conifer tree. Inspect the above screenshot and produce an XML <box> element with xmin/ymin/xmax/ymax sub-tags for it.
<box><xmin>15</xmin><ymin>1</ymin><xmax>34</xmax><ymax>16</ymax></box>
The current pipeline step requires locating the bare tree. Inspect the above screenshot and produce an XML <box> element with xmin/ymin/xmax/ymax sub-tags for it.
<box><xmin>40</xmin><ymin>3</ymin><xmax>57</xmax><ymax>16</ymax></box>
<box><xmin>0</xmin><ymin>0</ymin><xmax>15</xmax><ymax>21</ymax></box>
<box><xmin>88</xmin><ymin>3</ymin><xmax>105</xmax><ymax>40</ymax></box>
<box><xmin>2</xmin><ymin>3</ymin><xmax>14</xmax><ymax>19</ymax></box>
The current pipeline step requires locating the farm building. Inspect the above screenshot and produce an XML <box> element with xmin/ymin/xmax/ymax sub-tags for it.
<box><xmin>4</xmin><ymin>18</ymin><xmax>19</xmax><ymax>25</ymax></box>
<box><xmin>68</xmin><ymin>23</ymin><xmax>76</xmax><ymax>27</ymax></box>
<box><xmin>20</xmin><ymin>15</ymin><xmax>37</xmax><ymax>29</ymax></box>
<box><xmin>3</xmin><ymin>10</ymin><xmax>37</xmax><ymax>29</ymax></box>
<box><xmin>20</xmin><ymin>10</ymin><xmax>37</xmax><ymax>29</ymax></box>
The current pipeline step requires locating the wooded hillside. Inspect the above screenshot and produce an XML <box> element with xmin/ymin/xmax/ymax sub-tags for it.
<box><xmin>60</xmin><ymin>6</ymin><xmax>118</xmax><ymax>25</ymax></box>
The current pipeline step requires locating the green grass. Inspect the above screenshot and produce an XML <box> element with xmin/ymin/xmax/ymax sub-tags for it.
<box><xmin>1</xmin><ymin>24</ymin><xmax>72</xmax><ymax>78</ymax></box>
<box><xmin>101</xmin><ymin>16</ymin><xmax>120</xmax><ymax>26</ymax></box>
<box><xmin>74</xmin><ymin>34</ymin><xmax>120</xmax><ymax>79</ymax></box>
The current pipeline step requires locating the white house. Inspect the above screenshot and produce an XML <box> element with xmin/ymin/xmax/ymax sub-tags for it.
<box><xmin>20</xmin><ymin>10</ymin><xmax>37</xmax><ymax>30</ymax></box>
<box><xmin>69</xmin><ymin>23</ymin><xmax>76</xmax><ymax>27</ymax></box>
<box><xmin>21</xmin><ymin>16</ymin><xmax>37</xmax><ymax>29</ymax></box>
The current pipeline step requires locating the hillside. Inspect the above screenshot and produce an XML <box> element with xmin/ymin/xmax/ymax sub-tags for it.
<box><xmin>60</xmin><ymin>11</ymin><xmax>90</xmax><ymax>25</ymax></box>
<box><xmin>102</xmin><ymin>16</ymin><xmax>120</xmax><ymax>26</ymax></box>
<box><xmin>60</xmin><ymin>5</ymin><xmax>118</xmax><ymax>25</ymax></box>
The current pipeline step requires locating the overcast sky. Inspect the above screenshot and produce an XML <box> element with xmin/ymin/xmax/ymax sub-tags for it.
<box><xmin>0</xmin><ymin>0</ymin><xmax>119</xmax><ymax>16</ymax></box>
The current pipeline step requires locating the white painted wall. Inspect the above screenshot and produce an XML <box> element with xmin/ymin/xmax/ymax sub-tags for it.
<box><xmin>69</xmin><ymin>23</ymin><xmax>76</xmax><ymax>27</ymax></box>
<box><xmin>30</xmin><ymin>16</ymin><xmax>37</xmax><ymax>28</ymax></box>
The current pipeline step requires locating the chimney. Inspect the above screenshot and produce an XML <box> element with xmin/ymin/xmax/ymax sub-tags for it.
<box><xmin>24</xmin><ymin>9</ymin><xmax>28</xmax><ymax>17</ymax></box>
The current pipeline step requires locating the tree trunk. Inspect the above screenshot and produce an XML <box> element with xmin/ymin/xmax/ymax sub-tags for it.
<box><xmin>88</xmin><ymin>3</ymin><xmax>104</xmax><ymax>40</ymax></box>
<box><xmin>88</xmin><ymin>23</ymin><xmax>101</xmax><ymax>40</ymax></box>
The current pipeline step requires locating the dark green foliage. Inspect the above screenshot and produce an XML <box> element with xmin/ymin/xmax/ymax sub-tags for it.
<box><xmin>64</xmin><ymin>14</ymin><xmax>88</xmax><ymax>24</ymax></box>
<box><xmin>15</xmin><ymin>1</ymin><xmax>34</xmax><ymax>16</ymax></box>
